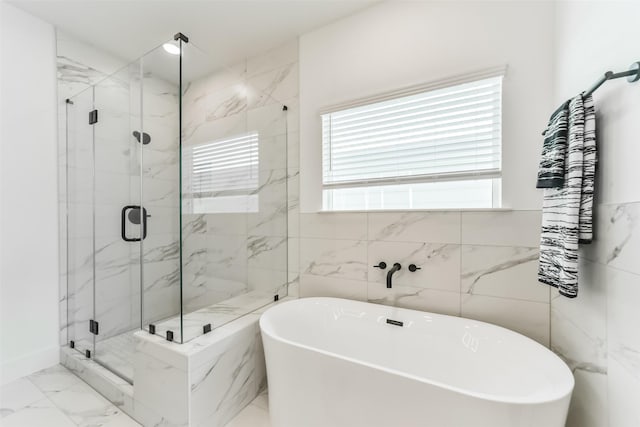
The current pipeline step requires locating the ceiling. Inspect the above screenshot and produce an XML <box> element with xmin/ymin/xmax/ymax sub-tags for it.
<box><xmin>9</xmin><ymin>0</ymin><xmax>377</xmax><ymax>69</ymax></box>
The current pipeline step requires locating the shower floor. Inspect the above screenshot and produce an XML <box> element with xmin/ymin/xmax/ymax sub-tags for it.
<box><xmin>71</xmin><ymin>331</ymin><xmax>137</xmax><ymax>383</ymax></box>
<box><xmin>95</xmin><ymin>331</ymin><xmax>137</xmax><ymax>382</ymax></box>
<box><xmin>71</xmin><ymin>289</ymin><xmax>280</xmax><ymax>384</ymax></box>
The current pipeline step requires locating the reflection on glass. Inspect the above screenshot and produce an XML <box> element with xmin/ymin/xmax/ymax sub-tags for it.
<box><xmin>183</xmin><ymin>131</ymin><xmax>260</xmax><ymax>214</ymax></box>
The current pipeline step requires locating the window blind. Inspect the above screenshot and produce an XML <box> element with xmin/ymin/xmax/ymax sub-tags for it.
<box><xmin>322</xmin><ymin>76</ymin><xmax>502</xmax><ymax>190</ymax></box>
<box><xmin>185</xmin><ymin>131</ymin><xmax>259</xmax><ymax>196</ymax></box>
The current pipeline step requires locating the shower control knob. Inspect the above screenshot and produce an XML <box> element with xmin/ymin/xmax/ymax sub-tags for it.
<box><xmin>408</xmin><ymin>264</ymin><xmax>421</xmax><ymax>272</ymax></box>
<box><xmin>373</xmin><ymin>262</ymin><xmax>387</xmax><ymax>270</ymax></box>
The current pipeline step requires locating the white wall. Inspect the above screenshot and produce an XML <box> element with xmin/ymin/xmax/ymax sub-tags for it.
<box><xmin>554</xmin><ymin>1</ymin><xmax>640</xmax><ymax>207</ymax></box>
<box><xmin>552</xmin><ymin>2</ymin><xmax>640</xmax><ymax>426</ymax></box>
<box><xmin>0</xmin><ymin>3</ymin><xmax>59</xmax><ymax>384</ymax></box>
<box><xmin>299</xmin><ymin>0</ymin><xmax>554</xmax><ymax>212</ymax></box>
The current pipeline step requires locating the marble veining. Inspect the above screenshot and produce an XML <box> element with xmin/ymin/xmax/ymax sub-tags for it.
<box><xmin>301</xmin><ymin>239</ymin><xmax>368</xmax><ymax>281</ymax></box>
<box><xmin>604</xmin><ymin>204</ymin><xmax>637</xmax><ymax>265</ymax></box>
<box><xmin>461</xmin><ymin>245</ymin><xmax>544</xmax><ymax>302</ymax></box>
<box><xmin>247</xmin><ymin>236</ymin><xmax>287</xmax><ymax>266</ymax></box>
<box><xmin>57</xmin><ymin>56</ymin><xmax>110</xmax><ymax>87</ymax></box>
<box><xmin>368</xmin><ymin>211</ymin><xmax>461</xmax><ymax>243</ymax></box>
<box><xmin>463</xmin><ymin>248</ymin><xmax>537</xmax><ymax>290</ymax></box>
<box><xmin>205</xmin><ymin>92</ymin><xmax>248</xmax><ymax>122</ymax></box>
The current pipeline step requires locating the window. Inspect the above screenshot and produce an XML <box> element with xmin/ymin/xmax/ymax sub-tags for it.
<box><xmin>183</xmin><ymin>131</ymin><xmax>259</xmax><ymax>213</ymax></box>
<box><xmin>321</xmin><ymin>74</ymin><xmax>503</xmax><ymax>210</ymax></box>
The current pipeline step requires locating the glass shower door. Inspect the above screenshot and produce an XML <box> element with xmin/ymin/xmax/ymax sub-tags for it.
<box><xmin>66</xmin><ymin>87</ymin><xmax>96</xmax><ymax>358</ymax></box>
<box><xmin>139</xmin><ymin>41</ymin><xmax>182</xmax><ymax>343</ymax></box>
<box><xmin>92</xmin><ymin>62</ymin><xmax>143</xmax><ymax>383</ymax></box>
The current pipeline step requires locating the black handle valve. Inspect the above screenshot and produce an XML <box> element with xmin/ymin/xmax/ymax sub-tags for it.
<box><xmin>373</xmin><ymin>262</ymin><xmax>387</xmax><ymax>270</ymax></box>
<box><xmin>408</xmin><ymin>264</ymin><xmax>421</xmax><ymax>272</ymax></box>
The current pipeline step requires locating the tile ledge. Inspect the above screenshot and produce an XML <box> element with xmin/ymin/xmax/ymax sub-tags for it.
<box><xmin>315</xmin><ymin>208</ymin><xmax>525</xmax><ymax>214</ymax></box>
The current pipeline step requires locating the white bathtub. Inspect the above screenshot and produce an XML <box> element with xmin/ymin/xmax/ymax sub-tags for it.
<box><xmin>260</xmin><ymin>297</ymin><xmax>573</xmax><ymax>427</ymax></box>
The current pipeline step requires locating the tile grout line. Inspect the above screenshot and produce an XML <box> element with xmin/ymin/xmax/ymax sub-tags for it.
<box><xmin>24</xmin><ymin>375</ymin><xmax>86</xmax><ymax>427</ymax></box>
<box><xmin>365</xmin><ymin>212</ymin><xmax>369</xmax><ymax>302</ymax></box>
<box><xmin>459</xmin><ymin>212</ymin><xmax>463</xmax><ymax>316</ymax></box>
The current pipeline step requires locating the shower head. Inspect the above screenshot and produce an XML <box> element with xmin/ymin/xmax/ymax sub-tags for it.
<box><xmin>132</xmin><ymin>131</ymin><xmax>151</xmax><ymax>145</ymax></box>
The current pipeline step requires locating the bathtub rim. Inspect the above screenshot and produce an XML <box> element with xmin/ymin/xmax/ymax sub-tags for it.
<box><xmin>260</xmin><ymin>297</ymin><xmax>574</xmax><ymax>406</ymax></box>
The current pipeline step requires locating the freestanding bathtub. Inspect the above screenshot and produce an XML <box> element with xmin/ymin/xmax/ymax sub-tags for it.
<box><xmin>260</xmin><ymin>297</ymin><xmax>574</xmax><ymax>427</ymax></box>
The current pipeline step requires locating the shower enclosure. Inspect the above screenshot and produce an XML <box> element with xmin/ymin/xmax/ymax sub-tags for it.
<box><xmin>64</xmin><ymin>34</ymin><xmax>289</xmax><ymax>383</ymax></box>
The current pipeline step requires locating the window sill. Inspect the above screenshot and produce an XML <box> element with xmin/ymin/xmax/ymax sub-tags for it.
<box><xmin>316</xmin><ymin>208</ymin><xmax>514</xmax><ymax>214</ymax></box>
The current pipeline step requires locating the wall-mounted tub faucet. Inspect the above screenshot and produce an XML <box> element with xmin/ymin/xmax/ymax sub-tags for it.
<box><xmin>386</xmin><ymin>263</ymin><xmax>401</xmax><ymax>288</ymax></box>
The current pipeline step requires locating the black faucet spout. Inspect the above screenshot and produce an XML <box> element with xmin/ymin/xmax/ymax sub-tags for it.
<box><xmin>386</xmin><ymin>263</ymin><xmax>401</xmax><ymax>288</ymax></box>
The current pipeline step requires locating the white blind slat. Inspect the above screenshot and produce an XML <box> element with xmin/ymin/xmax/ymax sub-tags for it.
<box><xmin>322</xmin><ymin>76</ymin><xmax>502</xmax><ymax>188</ymax></box>
<box><xmin>185</xmin><ymin>132</ymin><xmax>259</xmax><ymax>194</ymax></box>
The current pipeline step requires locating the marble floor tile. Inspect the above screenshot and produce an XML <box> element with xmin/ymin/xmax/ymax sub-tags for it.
<box><xmin>28</xmin><ymin>364</ymin><xmax>83</xmax><ymax>393</ymax></box>
<box><xmin>0</xmin><ymin>378</ymin><xmax>47</xmax><ymax>418</ymax></box>
<box><xmin>46</xmin><ymin>382</ymin><xmax>122</xmax><ymax>426</ymax></box>
<box><xmin>1</xmin><ymin>398</ymin><xmax>77</xmax><ymax>427</ymax></box>
<box><xmin>2</xmin><ymin>365</ymin><xmax>141</xmax><ymax>427</ymax></box>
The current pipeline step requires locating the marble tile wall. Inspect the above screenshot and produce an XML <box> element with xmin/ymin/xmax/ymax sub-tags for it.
<box><xmin>295</xmin><ymin>210</ymin><xmax>552</xmax><ymax>346</ymax></box>
<box><xmin>180</xmin><ymin>40</ymin><xmax>298</xmax><ymax>315</ymax></box>
<box><xmin>552</xmin><ymin>202</ymin><xmax>640</xmax><ymax>427</ymax></box>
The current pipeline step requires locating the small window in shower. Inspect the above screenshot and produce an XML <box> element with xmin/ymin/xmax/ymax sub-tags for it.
<box><xmin>183</xmin><ymin>131</ymin><xmax>259</xmax><ymax>213</ymax></box>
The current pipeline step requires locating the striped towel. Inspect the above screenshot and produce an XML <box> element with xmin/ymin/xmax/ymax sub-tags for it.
<box><xmin>536</xmin><ymin>101</ymin><xmax>569</xmax><ymax>188</ymax></box>
<box><xmin>537</xmin><ymin>94</ymin><xmax>596</xmax><ymax>298</ymax></box>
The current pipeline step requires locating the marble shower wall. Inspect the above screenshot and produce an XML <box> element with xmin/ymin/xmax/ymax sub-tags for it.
<box><xmin>295</xmin><ymin>211</ymin><xmax>551</xmax><ymax>346</ymax></box>
<box><xmin>57</xmin><ymin>32</ymin><xmax>181</xmax><ymax>347</ymax></box>
<box><xmin>180</xmin><ymin>40</ymin><xmax>298</xmax><ymax>313</ymax></box>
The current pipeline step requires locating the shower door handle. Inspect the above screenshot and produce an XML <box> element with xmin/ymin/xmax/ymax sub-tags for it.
<box><xmin>121</xmin><ymin>205</ymin><xmax>149</xmax><ymax>242</ymax></box>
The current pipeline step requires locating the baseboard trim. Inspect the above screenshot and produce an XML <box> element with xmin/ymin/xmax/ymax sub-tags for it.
<box><xmin>1</xmin><ymin>345</ymin><xmax>60</xmax><ymax>385</ymax></box>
